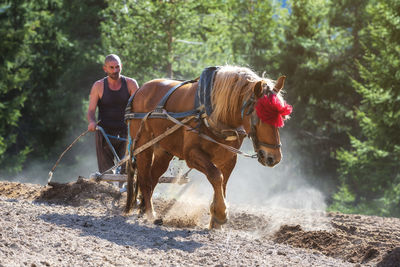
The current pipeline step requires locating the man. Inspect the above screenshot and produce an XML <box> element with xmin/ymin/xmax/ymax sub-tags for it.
<box><xmin>87</xmin><ymin>54</ymin><xmax>139</xmax><ymax>174</ymax></box>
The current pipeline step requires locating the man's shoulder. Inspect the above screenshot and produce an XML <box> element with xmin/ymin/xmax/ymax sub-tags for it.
<box><xmin>95</xmin><ymin>78</ymin><xmax>106</xmax><ymax>85</ymax></box>
<box><xmin>123</xmin><ymin>76</ymin><xmax>138</xmax><ymax>84</ymax></box>
<box><xmin>92</xmin><ymin>78</ymin><xmax>105</xmax><ymax>89</ymax></box>
<box><xmin>90</xmin><ymin>79</ymin><xmax>105</xmax><ymax>96</ymax></box>
<box><xmin>123</xmin><ymin>76</ymin><xmax>139</xmax><ymax>91</ymax></box>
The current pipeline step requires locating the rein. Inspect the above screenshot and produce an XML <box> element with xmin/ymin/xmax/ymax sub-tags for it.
<box><xmin>162</xmin><ymin>110</ymin><xmax>258</xmax><ymax>158</ymax></box>
<box><xmin>125</xmin><ymin>108</ymin><xmax>258</xmax><ymax>164</ymax></box>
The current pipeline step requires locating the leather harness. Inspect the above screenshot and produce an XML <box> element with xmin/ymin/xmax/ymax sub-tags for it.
<box><xmin>124</xmin><ymin>67</ymin><xmax>281</xmax><ymax>161</ymax></box>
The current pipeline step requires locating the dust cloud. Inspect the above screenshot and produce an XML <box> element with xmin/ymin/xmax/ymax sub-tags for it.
<box><xmin>157</xmin><ymin>136</ymin><xmax>326</xmax><ymax>209</ymax></box>
<box><xmin>5</xmin><ymin>128</ymin><xmax>330</xmax><ymax>230</ymax></box>
<box><xmin>155</xmin><ymin>133</ymin><xmax>329</xmax><ymax>231</ymax></box>
<box><xmin>4</xmin><ymin>131</ymin><xmax>98</xmax><ymax>185</ymax></box>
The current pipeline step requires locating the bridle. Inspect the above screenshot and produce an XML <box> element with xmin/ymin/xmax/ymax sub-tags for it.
<box><xmin>241</xmin><ymin>85</ymin><xmax>282</xmax><ymax>155</ymax></box>
<box><xmin>249</xmin><ymin>113</ymin><xmax>281</xmax><ymax>150</ymax></box>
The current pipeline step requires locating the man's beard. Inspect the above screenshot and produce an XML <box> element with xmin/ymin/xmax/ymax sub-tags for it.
<box><xmin>108</xmin><ymin>72</ymin><xmax>120</xmax><ymax>80</ymax></box>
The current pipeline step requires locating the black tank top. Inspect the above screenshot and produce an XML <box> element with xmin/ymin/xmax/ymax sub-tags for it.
<box><xmin>98</xmin><ymin>76</ymin><xmax>130</xmax><ymax>132</ymax></box>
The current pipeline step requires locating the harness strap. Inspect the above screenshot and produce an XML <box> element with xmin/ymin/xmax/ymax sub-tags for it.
<box><xmin>124</xmin><ymin>86</ymin><xmax>141</xmax><ymax>120</ymax></box>
<box><xmin>259</xmin><ymin>141</ymin><xmax>281</xmax><ymax>149</ymax></box>
<box><xmin>125</xmin><ymin>109</ymin><xmax>201</xmax><ymax>120</ymax></box>
<box><xmin>124</xmin><ymin>79</ymin><xmax>203</xmax><ymax>121</ymax></box>
<box><xmin>202</xmin><ymin>118</ymin><xmax>246</xmax><ymax>141</ymax></box>
<box><xmin>132</xmin><ymin>114</ymin><xmax>196</xmax><ymax>156</ymax></box>
<box><xmin>163</xmin><ymin>110</ymin><xmax>257</xmax><ymax>158</ymax></box>
<box><xmin>156</xmin><ymin>80</ymin><xmax>196</xmax><ymax>109</ymax></box>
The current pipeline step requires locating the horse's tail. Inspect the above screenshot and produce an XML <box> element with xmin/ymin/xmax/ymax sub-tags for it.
<box><xmin>124</xmin><ymin>156</ymin><xmax>138</xmax><ymax>214</ymax></box>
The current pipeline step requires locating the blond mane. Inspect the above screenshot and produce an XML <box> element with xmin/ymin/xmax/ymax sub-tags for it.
<box><xmin>211</xmin><ymin>65</ymin><xmax>276</xmax><ymax>125</ymax></box>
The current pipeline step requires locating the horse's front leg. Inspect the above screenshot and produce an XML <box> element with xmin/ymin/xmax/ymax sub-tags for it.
<box><xmin>221</xmin><ymin>155</ymin><xmax>237</xmax><ymax>199</ymax></box>
<box><xmin>186</xmin><ymin>149</ymin><xmax>227</xmax><ymax>229</ymax></box>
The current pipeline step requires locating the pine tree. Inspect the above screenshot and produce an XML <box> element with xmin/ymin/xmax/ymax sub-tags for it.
<box><xmin>226</xmin><ymin>0</ymin><xmax>284</xmax><ymax>72</ymax></box>
<box><xmin>1</xmin><ymin>1</ymin><xmax>37</xmax><ymax>172</ymax></box>
<box><xmin>101</xmin><ymin>0</ymin><xmax>233</xmax><ymax>83</ymax></box>
<box><xmin>334</xmin><ymin>0</ymin><xmax>400</xmax><ymax>216</ymax></box>
<box><xmin>277</xmin><ymin>0</ymin><xmax>367</xmax><ymax>190</ymax></box>
<box><xmin>0</xmin><ymin>0</ymin><xmax>106</xmax><ymax>176</ymax></box>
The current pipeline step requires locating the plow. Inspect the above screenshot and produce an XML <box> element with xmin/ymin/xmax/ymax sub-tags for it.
<box><xmin>48</xmin><ymin>125</ymin><xmax>190</xmax><ymax>187</ymax></box>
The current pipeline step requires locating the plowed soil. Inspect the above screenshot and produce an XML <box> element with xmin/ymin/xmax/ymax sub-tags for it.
<box><xmin>1</xmin><ymin>179</ymin><xmax>399</xmax><ymax>266</ymax></box>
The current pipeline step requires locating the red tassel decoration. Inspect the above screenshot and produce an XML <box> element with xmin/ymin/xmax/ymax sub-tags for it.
<box><xmin>255</xmin><ymin>94</ymin><xmax>292</xmax><ymax>127</ymax></box>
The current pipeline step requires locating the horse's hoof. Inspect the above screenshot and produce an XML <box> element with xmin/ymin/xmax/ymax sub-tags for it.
<box><xmin>209</xmin><ymin>220</ymin><xmax>223</xmax><ymax>230</ymax></box>
<box><xmin>123</xmin><ymin>207</ymin><xmax>133</xmax><ymax>216</ymax></box>
<box><xmin>153</xmin><ymin>218</ymin><xmax>163</xmax><ymax>226</ymax></box>
<box><xmin>209</xmin><ymin>216</ymin><xmax>227</xmax><ymax>230</ymax></box>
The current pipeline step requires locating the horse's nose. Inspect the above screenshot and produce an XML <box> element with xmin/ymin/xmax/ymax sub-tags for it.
<box><xmin>257</xmin><ymin>150</ymin><xmax>277</xmax><ymax>167</ymax></box>
<box><xmin>266</xmin><ymin>156</ymin><xmax>274</xmax><ymax>166</ymax></box>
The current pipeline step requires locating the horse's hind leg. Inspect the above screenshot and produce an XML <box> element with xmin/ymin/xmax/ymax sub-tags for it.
<box><xmin>136</xmin><ymin>147</ymin><xmax>173</xmax><ymax>221</ymax></box>
<box><xmin>135</xmin><ymin>148</ymin><xmax>155</xmax><ymax>219</ymax></box>
<box><xmin>151</xmin><ymin>147</ymin><xmax>174</xmax><ymax>188</ymax></box>
<box><xmin>148</xmin><ymin>147</ymin><xmax>174</xmax><ymax>224</ymax></box>
<box><xmin>124</xmin><ymin>154</ymin><xmax>137</xmax><ymax>214</ymax></box>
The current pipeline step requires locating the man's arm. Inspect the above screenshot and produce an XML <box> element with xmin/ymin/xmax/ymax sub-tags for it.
<box><xmin>87</xmin><ymin>81</ymin><xmax>101</xmax><ymax>131</ymax></box>
<box><xmin>126</xmin><ymin>77</ymin><xmax>139</xmax><ymax>96</ymax></box>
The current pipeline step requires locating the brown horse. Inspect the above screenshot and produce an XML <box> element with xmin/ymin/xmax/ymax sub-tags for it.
<box><xmin>124</xmin><ymin>65</ymin><xmax>291</xmax><ymax>229</ymax></box>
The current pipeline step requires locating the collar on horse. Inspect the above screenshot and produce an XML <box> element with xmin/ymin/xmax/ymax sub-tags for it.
<box><xmin>195</xmin><ymin>66</ymin><xmax>218</xmax><ymax>116</ymax></box>
<box><xmin>195</xmin><ymin>67</ymin><xmax>246</xmax><ymax>141</ymax></box>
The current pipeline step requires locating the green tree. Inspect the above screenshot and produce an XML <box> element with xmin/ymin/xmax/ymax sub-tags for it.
<box><xmin>0</xmin><ymin>1</ymin><xmax>37</xmax><ymax>173</ymax></box>
<box><xmin>101</xmin><ymin>0</ymin><xmax>236</xmax><ymax>83</ymax></box>
<box><xmin>226</xmin><ymin>0</ymin><xmax>285</xmax><ymax>72</ymax></box>
<box><xmin>101</xmin><ymin>0</ymin><xmax>286</xmax><ymax>83</ymax></box>
<box><xmin>0</xmin><ymin>0</ymin><xmax>106</xmax><ymax>177</ymax></box>
<box><xmin>277</xmin><ymin>0</ymin><xmax>367</xmax><ymax>192</ymax></box>
<box><xmin>334</xmin><ymin>0</ymin><xmax>400</xmax><ymax>216</ymax></box>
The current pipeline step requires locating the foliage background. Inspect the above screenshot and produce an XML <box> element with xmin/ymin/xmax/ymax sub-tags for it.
<box><xmin>0</xmin><ymin>0</ymin><xmax>399</xmax><ymax>217</ymax></box>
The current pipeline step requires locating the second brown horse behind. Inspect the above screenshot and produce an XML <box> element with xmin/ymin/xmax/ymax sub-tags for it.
<box><xmin>124</xmin><ymin>65</ymin><xmax>291</xmax><ymax>229</ymax></box>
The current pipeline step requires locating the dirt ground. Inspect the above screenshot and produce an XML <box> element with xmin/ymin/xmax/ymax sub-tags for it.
<box><xmin>1</xmin><ymin>178</ymin><xmax>400</xmax><ymax>266</ymax></box>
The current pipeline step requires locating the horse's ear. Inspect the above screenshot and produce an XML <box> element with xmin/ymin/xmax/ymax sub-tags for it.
<box><xmin>274</xmin><ymin>76</ymin><xmax>286</xmax><ymax>93</ymax></box>
<box><xmin>253</xmin><ymin>81</ymin><xmax>263</xmax><ymax>98</ymax></box>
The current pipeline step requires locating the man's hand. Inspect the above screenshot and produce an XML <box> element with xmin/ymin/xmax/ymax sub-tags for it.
<box><xmin>88</xmin><ymin>121</ymin><xmax>97</xmax><ymax>132</ymax></box>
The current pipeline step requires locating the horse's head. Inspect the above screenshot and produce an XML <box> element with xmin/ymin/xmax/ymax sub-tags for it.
<box><xmin>243</xmin><ymin>76</ymin><xmax>292</xmax><ymax>167</ymax></box>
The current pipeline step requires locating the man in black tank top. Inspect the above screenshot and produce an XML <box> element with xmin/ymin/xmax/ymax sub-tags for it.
<box><xmin>87</xmin><ymin>54</ymin><xmax>139</xmax><ymax>175</ymax></box>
